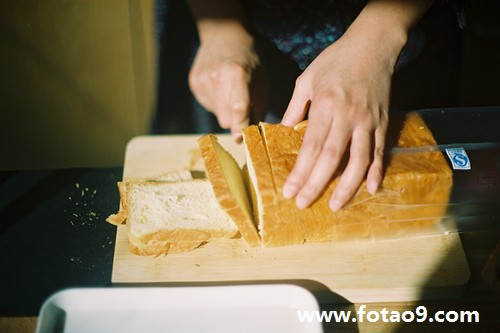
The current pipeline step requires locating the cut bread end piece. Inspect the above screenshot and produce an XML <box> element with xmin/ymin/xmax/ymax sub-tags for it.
<box><xmin>124</xmin><ymin>179</ymin><xmax>239</xmax><ymax>256</ymax></box>
<box><xmin>198</xmin><ymin>134</ymin><xmax>261</xmax><ymax>247</ymax></box>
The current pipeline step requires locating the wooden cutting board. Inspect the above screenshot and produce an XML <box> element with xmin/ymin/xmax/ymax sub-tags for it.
<box><xmin>111</xmin><ymin>135</ymin><xmax>470</xmax><ymax>303</ymax></box>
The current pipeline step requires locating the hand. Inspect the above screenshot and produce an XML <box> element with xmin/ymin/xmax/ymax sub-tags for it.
<box><xmin>188</xmin><ymin>24</ymin><xmax>266</xmax><ymax>142</ymax></box>
<box><xmin>280</xmin><ymin>0</ymin><xmax>434</xmax><ymax>211</ymax></box>
<box><xmin>281</xmin><ymin>30</ymin><xmax>394</xmax><ymax>211</ymax></box>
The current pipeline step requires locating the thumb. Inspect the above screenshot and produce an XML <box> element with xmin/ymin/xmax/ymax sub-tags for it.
<box><xmin>282</xmin><ymin>84</ymin><xmax>311</xmax><ymax>127</ymax></box>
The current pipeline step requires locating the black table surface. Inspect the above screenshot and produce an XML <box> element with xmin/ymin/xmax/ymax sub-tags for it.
<box><xmin>0</xmin><ymin>167</ymin><xmax>121</xmax><ymax>316</ymax></box>
<box><xmin>1</xmin><ymin>106</ymin><xmax>499</xmax><ymax>317</ymax></box>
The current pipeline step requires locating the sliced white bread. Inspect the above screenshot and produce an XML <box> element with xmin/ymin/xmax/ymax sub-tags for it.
<box><xmin>106</xmin><ymin>170</ymin><xmax>194</xmax><ymax>226</ymax></box>
<box><xmin>120</xmin><ymin>179</ymin><xmax>239</xmax><ymax>255</ymax></box>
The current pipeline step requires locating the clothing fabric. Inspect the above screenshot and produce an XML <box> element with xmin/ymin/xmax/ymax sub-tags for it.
<box><xmin>241</xmin><ymin>0</ymin><xmax>425</xmax><ymax>71</ymax></box>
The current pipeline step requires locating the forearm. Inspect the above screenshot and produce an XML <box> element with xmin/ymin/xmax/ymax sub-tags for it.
<box><xmin>360</xmin><ymin>0</ymin><xmax>434</xmax><ymax>31</ymax></box>
<box><xmin>185</xmin><ymin>0</ymin><xmax>252</xmax><ymax>43</ymax></box>
<box><xmin>345</xmin><ymin>0</ymin><xmax>435</xmax><ymax>71</ymax></box>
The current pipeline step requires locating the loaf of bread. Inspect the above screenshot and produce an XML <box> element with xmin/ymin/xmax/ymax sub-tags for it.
<box><xmin>110</xmin><ymin>112</ymin><xmax>453</xmax><ymax>254</ymax></box>
<box><xmin>107</xmin><ymin>178</ymin><xmax>239</xmax><ymax>255</ymax></box>
<box><xmin>242</xmin><ymin>112</ymin><xmax>453</xmax><ymax>246</ymax></box>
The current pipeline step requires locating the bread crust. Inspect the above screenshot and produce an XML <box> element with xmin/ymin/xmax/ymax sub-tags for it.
<box><xmin>109</xmin><ymin>179</ymin><xmax>238</xmax><ymax>256</ymax></box>
<box><xmin>198</xmin><ymin>134</ymin><xmax>261</xmax><ymax>247</ymax></box>
<box><xmin>128</xmin><ymin>234</ymin><xmax>203</xmax><ymax>257</ymax></box>
<box><xmin>105</xmin><ymin>182</ymin><xmax>128</xmax><ymax>225</ymax></box>
<box><xmin>244</xmin><ymin>112</ymin><xmax>453</xmax><ymax>247</ymax></box>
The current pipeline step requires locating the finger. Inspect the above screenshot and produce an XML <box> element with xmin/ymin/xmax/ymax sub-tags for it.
<box><xmin>213</xmin><ymin>86</ymin><xmax>233</xmax><ymax>130</ymax></box>
<box><xmin>281</xmin><ymin>78</ymin><xmax>311</xmax><ymax>127</ymax></box>
<box><xmin>366</xmin><ymin>119</ymin><xmax>387</xmax><ymax>194</ymax></box>
<box><xmin>227</xmin><ymin>75</ymin><xmax>250</xmax><ymax>142</ymax></box>
<box><xmin>293</xmin><ymin>119</ymin><xmax>351</xmax><ymax>209</ymax></box>
<box><xmin>282</xmin><ymin>100</ymin><xmax>335</xmax><ymax>201</ymax></box>
<box><xmin>329</xmin><ymin>127</ymin><xmax>372</xmax><ymax>211</ymax></box>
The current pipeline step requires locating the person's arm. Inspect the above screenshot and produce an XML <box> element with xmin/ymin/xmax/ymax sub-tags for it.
<box><xmin>186</xmin><ymin>0</ymin><xmax>250</xmax><ymax>41</ymax></box>
<box><xmin>186</xmin><ymin>0</ymin><xmax>263</xmax><ymax>142</ymax></box>
<box><xmin>282</xmin><ymin>0</ymin><xmax>435</xmax><ymax>211</ymax></box>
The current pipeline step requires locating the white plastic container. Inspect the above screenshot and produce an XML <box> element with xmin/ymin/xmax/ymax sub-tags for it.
<box><xmin>36</xmin><ymin>285</ymin><xmax>323</xmax><ymax>333</ymax></box>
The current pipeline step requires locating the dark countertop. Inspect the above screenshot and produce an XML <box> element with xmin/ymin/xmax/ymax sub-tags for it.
<box><xmin>0</xmin><ymin>168</ymin><xmax>121</xmax><ymax>316</ymax></box>
<box><xmin>0</xmin><ymin>106</ymin><xmax>499</xmax><ymax>322</ymax></box>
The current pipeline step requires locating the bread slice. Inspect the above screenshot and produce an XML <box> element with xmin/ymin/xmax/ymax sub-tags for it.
<box><xmin>106</xmin><ymin>170</ymin><xmax>194</xmax><ymax>226</ymax></box>
<box><xmin>243</xmin><ymin>122</ymin><xmax>330</xmax><ymax>246</ymax></box>
<box><xmin>122</xmin><ymin>179</ymin><xmax>239</xmax><ymax>255</ymax></box>
<box><xmin>198</xmin><ymin>134</ymin><xmax>261</xmax><ymax>247</ymax></box>
<box><xmin>243</xmin><ymin>112</ymin><xmax>453</xmax><ymax>247</ymax></box>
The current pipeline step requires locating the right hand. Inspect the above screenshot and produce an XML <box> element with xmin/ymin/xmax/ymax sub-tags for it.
<box><xmin>188</xmin><ymin>23</ymin><xmax>266</xmax><ymax>142</ymax></box>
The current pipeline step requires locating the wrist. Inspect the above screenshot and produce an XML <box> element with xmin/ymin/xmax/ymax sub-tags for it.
<box><xmin>196</xmin><ymin>19</ymin><xmax>254</xmax><ymax>46</ymax></box>
<box><xmin>194</xmin><ymin>19</ymin><xmax>260</xmax><ymax>70</ymax></box>
<box><xmin>344</xmin><ymin>0</ymin><xmax>433</xmax><ymax>70</ymax></box>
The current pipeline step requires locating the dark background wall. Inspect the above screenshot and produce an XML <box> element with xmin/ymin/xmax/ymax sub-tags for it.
<box><xmin>392</xmin><ymin>0</ymin><xmax>500</xmax><ymax>110</ymax></box>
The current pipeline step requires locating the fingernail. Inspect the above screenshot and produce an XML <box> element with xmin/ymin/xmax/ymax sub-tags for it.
<box><xmin>367</xmin><ymin>180</ymin><xmax>379</xmax><ymax>195</ymax></box>
<box><xmin>329</xmin><ymin>199</ymin><xmax>343</xmax><ymax>212</ymax></box>
<box><xmin>283</xmin><ymin>182</ymin><xmax>297</xmax><ymax>199</ymax></box>
<box><xmin>296</xmin><ymin>196</ymin><xmax>309</xmax><ymax>210</ymax></box>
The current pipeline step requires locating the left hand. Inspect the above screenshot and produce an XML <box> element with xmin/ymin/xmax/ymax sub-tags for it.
<box><xmin>281</xmin><ymin>30</ymin><xmax>393</xmax><ymax>211</ymax></box>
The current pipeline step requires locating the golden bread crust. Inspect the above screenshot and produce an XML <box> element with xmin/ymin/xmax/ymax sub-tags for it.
<box><xmin>198</xmin><ymin>134</ymin><xmax>261</xmax><ymax>247</ymax></box>
<box><xmin>245</xmin><ymin>112</ymin><xmax>452</xmax><ymax>247</ymax></box>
